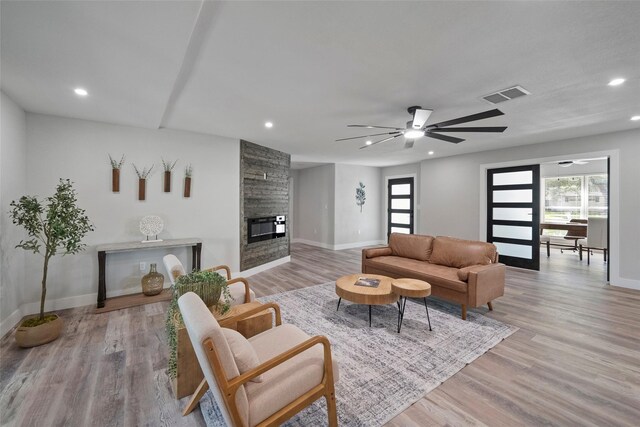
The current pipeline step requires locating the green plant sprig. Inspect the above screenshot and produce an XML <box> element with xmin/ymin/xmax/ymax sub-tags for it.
<box><xmin>161</xmin><ymin>158</ymin><xmax>178</xmax><ymax>172</ymax></box>
<box><xmin>133</xmin><ymin>163</ymin><xmax>154</xmax><ymax>179</ymax></box>
<box><xmin>165</xmin><ymin>269</ymin><xmax>232</xmax><ymax>379</ymax></box>
<box><xmin>109</xmin><ymin>154</ymin><xmax>125</xmax><ymax>169</ymax></box>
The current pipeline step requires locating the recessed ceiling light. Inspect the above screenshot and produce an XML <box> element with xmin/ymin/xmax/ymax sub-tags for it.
<box><xmin>74</xmin><ymin>88</ymin><xmax>88</xmax><ymax>96</ymax></box>
<box><xmin>631</xmin><ymin>115</ymin><xmax>640</xmax><ymax>121</ymax></box>
<box><xmin>365</xmin><ymin>140</ymin><xmax>372</xmax><ymax>145</ymax></box>
<box><xmin>428</xmin><ymin>151</ymin><xmax>434</xmax><ymax>155</ymax></box>
<box><xmin>608</xmin><ymin>78</ymin><xmax>625</xmax><ymax>86</ymax></box>
<box><xmin>264</xmin><ymin>121</ymin><xmax>273</xmax><ymax>128</ymax></box>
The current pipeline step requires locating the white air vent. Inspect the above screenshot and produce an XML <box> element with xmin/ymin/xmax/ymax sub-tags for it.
<box><xmin>482</xmin><ymin>85</ymin><xmax>530</xmax><ymax>105</ymax></box>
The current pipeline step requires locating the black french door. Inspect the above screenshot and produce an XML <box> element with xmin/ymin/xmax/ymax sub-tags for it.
<box><xmin>387</xmin><ymin>177</ymin><xmax>414</xmax><ymax>237</ymax></box>
<box><xmin>487</xmin><ymin>164</ymin><xmax>540</xmax><ymax>270</ymax></box>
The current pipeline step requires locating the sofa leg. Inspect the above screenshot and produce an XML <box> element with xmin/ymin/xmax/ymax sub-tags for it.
<box><xmin>487</xmin><ymin>301</ymin><xmax>493</xmax><ymax>311</ymax></box>
<box><xmin>461</xmin><ymin>304</ymin><xmax>467</xmax><ymax>320</ymax></box>
<box><xmin>546</xmin><ymin>241</ymin><xmax>550</xmax><ymax>257</ymax></box>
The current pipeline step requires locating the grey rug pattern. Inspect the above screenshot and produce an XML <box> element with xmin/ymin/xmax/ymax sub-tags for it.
<box><xmin>201</xmin><ymin>282</ymin><xmax>517</xmax><ymax>426</ymax></box>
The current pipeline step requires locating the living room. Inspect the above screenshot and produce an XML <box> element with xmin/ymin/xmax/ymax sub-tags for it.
<box><xmin>1</xmin><ymin>1</ymin><xmax>639</xmax><ymax>426</ymax></box>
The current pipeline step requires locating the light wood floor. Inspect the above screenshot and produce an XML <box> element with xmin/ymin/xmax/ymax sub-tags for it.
<box><xmin>1</xmin><ymin>244</ymin><xmax>638</xmax><ymax>426</ymax></box>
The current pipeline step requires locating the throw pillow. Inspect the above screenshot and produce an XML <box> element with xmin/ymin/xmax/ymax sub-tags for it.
<box><xmin>221</xmin><ymin>328</ymin><xmax>263</xmax><ymax>382</ymax></box>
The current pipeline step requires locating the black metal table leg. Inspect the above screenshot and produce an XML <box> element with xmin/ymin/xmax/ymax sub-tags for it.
<box><xmin>424</xmin><ymin>297</ymin><xmax>432</xmax><ymax>331</ymax></box>
<box><xmin>336</xmin><ymin>297</ymin><xmax>341</xmax><ymax>311</ymax></box>
<box><xmin>369</xmin><ymin>305</ymin><xmax>372</xmax><ymax>327</ymax></box>
<box><xmin>398</xmin><ymin>297</ymin><xmax>408</xmax><ymax>333</ymax></box>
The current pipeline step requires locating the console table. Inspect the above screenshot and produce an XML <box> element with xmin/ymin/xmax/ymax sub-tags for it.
<box><xmin>95</xmin><ymin>238</ymin><xmax>202</xmax><ymax>310</ymax></box>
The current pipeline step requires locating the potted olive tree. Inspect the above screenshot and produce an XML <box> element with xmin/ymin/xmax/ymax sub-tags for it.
<box><xmin>9</xmin><ymin>179</ymin><xmax>94</xmax><ymax>347</ymax></box>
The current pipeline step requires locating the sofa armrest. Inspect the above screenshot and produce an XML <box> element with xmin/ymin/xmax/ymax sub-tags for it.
<box><xmin>363</xmin><ymin>246</ymin><xmax>392</xmax><ymax>259</ymax></box>
<box><xmin>466</xmin><ymin>263</ymin><xmax>506</xmax><ymax>307</ymax></box>
<box><xmin>457</xmin><ymin>264</ymin><xmax>497</xmax><ymax>281</ymax></box>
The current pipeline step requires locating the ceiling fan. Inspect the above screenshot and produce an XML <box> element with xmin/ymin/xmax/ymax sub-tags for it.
<box><xmin>336</xmin><ymin>106</ymin><xmax>507</xmax><ymax>149</ymax></box>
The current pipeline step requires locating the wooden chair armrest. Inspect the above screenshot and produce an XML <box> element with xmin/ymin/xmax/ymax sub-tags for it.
<box><xmin>227</xmin><ymin>335</ymin><xmax>334</xmax><ymax>390</ymax></box>
<box><xmin>226</xmin><ymin>277</ymin><xmax>251</xmax><ymax>303</ymax></box>
<box><xmin>205</xmin><ymin>265</ymin><xmax>231</xmax><ymax>279</ymax></box>
<box><xmin>220</xmin><ymin>302</ymin><xmax>282</xmax><ymax>328</ymax></box>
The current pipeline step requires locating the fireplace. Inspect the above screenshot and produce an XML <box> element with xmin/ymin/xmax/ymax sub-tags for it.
<box><xmin>247</xmin><ymin>215</ymin><xmax>286</xmax><ymax>244</ymax></box>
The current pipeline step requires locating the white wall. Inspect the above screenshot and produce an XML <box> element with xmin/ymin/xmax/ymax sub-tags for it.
<box><xmin>294</xmin><ymin>164</ymin><xmax>335</xmax><ymax>246</ymax></box>
<box><xmin>23</xmin><ymin>113</ymin><xmax>241</xmax><ymax>311</ymax></box>
<box><xmin>419</xmin><ymin>128</ymin><xmax>640</xmax><ymax>288</ymax></box>
<box><xmin>334</xmin><ymin>164</ymin><xmax>383</xmax><ymax>248</ymax></box>
<box><xmin>381</xmin><ymin>162</ymin><xmax>421</xmax><ymax>237</ymax></box>
<box><xmin>0</xmin><ymin>92</ymin><xmax>28</xmax><ymax>334</ymax></box>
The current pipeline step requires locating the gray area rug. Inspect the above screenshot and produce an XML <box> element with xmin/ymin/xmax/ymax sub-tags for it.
<box><xmin>201</xmin><ymin>282</ymin><xmax>517</xmax><ymax>426</ymax></box>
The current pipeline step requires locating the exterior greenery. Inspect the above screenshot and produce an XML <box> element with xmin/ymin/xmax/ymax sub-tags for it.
<box><xmin>9</xmin><ymin>179</ymin><xmax>94</xmax><ymax>322</ymax></box>
<box><xmin>166</xmin><ymin>270</ymin><xmax>232</xmax><ymax>379</ymax></box>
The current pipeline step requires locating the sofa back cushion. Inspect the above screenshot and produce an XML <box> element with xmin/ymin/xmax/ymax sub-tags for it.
<box><xmin>429</xmin><ymin>236</ymin><xmax>497</xmax><ymax>268</ymax></box>
<box><xmin>389</xmin><ymin>233</ymin><xmax>434</xmax><ymax>261</ymax></box>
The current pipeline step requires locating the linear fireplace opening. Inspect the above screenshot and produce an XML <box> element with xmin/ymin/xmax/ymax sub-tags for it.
<box><xmin>247</xmin><ymin>215</ymin><xmax>286</xmax><ymax>244</ymax></box>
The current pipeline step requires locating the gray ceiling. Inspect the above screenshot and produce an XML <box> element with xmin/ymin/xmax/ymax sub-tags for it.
<box><xmin>2</xmin><ymin>1</ymin><xmax>639</xmax><ymax>167</ymax></box>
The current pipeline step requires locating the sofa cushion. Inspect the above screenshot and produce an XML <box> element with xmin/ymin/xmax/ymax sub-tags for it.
<box><xmin>429</xmin><ymin>236</ymin><xmax>496</xmax><ymax>269</ymax></box>
<box><xmin>389</xmin><ymin>233</ymin><xmax>434</xmax><ymax>261</ymax></box>
<box><xmin>246</xmin><ymin>324</ymin><xmax>339</xmax><ymax>426</ymax></box>
<box><xmin>366</xmin><ymin>256</ymin><xmax>467</xmax><ymax>293</ymax></box>
<box><xmin>222</xmin><ymin>328</ymin><xmax>263</xmax><ymax>383</ymax></box>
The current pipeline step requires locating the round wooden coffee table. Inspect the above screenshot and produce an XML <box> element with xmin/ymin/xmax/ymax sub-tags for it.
<box><xmin>391</xmin><ymin>278</ymin><xmax>432</xmax><ymax>333</ymax></box>
<box><xmin>335</xmin><ymin>274</ymin><xmax>398</xmax><ymax>327</ymax></box>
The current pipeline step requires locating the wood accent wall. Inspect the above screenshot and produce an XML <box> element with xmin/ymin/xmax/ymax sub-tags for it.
<box><xmin>240</xmin><ymin>140</ymin><xmax>291</xmax><ymax>271</ymax></box>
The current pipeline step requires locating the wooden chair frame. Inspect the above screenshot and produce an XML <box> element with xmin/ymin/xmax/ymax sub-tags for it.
<box><xmin>182</xmin><ymin>303</ymin><xmax>337</xmax><ymax>427</ymax></box>
<box><xmin>205</xmin><ymin>265</ymin><xmax>251</xmax><ymax>303</ymax></box>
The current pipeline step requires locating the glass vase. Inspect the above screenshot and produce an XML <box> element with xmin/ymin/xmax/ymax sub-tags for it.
<box><xmin>141</xmin><ymin>263</ymin><xmax>164</xmax><ymax>296</ymax></box>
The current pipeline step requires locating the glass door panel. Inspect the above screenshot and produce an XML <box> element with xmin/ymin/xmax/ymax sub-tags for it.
<box><xmin>388</xmin><ymin>178</ymin><xmax>414</xmax><ymax>237</ymax></box>
<box><xmin>487</xmin><ymin>164</ymin><xmax>540</xmax><ymax>270</ymax></box>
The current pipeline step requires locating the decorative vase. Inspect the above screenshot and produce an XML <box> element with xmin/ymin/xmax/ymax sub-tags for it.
<box><xmin>15</xmin><ymin>314</ymin><xmax>63</xmax><ymax>348</ymax></box>
<box><xmin>184</xmin><ymin>177</ymin><xmax>191</xmax><ymax>198</ymax></box>
<box><xmin>142</xmin><ymin>263</ymin><xmax>164</xmax><ymax>296</ymax></box>
<box><xmin>138</xmin><ymin>178</ymin><xmax>146</xmax><ymax>201</ymax></box>
<box><xmin>112</xmin><ymin>168</ymin><xmax>120</xmax><ymax>193</ymax></box>
<box><xmin>164</xmin><ymin>171</ymin><xmax>171</xmax><ymax>192</ymax></box>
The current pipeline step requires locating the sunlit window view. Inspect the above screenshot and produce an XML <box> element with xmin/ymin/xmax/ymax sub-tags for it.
<box><xmin>543</xmin><ymin>174</ymin><xmax>608</xmax><ymax>222</ymax></box>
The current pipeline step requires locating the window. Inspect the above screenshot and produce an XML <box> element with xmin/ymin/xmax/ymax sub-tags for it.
<box><xmin>542</xmin><ymin>174</ymin><xmax>607</xmax><ymax>222</ymax></box>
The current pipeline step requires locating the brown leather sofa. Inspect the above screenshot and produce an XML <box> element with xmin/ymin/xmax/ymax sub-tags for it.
<box><xmin>362</xmin><ymin>233</ymin><xmax>505</xmax><ymax>320</ymax></box>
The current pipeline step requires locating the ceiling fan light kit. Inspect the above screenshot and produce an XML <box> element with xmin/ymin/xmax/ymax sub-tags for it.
<box><xmin>338</xmin><ymin>106</ymin><xmax>507</xmax><ymax>149</ymax></box>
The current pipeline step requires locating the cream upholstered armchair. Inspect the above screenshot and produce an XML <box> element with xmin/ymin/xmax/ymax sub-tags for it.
<box><xmin>178</xmin><ymin>292</ymin><xmax>338</xmax><ymax>426</ymax></box>
<box><xmin>578</xmin><ymin>217</ymin><xmax>608</xmax><ymax>265</ymax></box>
<box><xmin>163</xmin><ymin>254</ymin><xmax>255</xmax><ymax>305</ymax></box>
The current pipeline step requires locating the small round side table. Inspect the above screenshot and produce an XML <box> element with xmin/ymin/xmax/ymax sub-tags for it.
<box><xmin>391</xmin><ymin>278</ymin><xmax>432</xmax><ymax>333</ymax></box>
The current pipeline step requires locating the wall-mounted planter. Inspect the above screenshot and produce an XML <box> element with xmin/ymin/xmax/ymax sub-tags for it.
<box><xmin>184</xmin><ymin>177</ymin><xmax>191</xmax><ymax>198</ymax></box>
<box><xmin>112</xmin><ymin>169</ymin><xmax>120</xmax><ymax>193</ymax></box>
<box><xmin>139</xmin><ymin>178</ymin><xmax>146</xmax><ymax>201</ymax></box>
<box><xmin>164</xmin><ymin>171</ymin><xmax>171</xmax><ymax>193</ymax></box>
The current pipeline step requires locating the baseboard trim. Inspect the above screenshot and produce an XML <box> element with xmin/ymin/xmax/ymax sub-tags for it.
<box><xmin>0</xmin><ymin>284</ymin><xmax>175</xmax><ymax>337</ymax></box>
<box><xmin>292</xmin><ymin>238</ymin><xmax>385</xmax><ymax>251</ymax></box>
<box><xmin>610</xmin><ymin>277</ymin><xmax>640</xmax><ymax>290</ymax></box>
<box><xmin>291</xmin><ymin>238</ymin><xmax>334</xmax><ymax>250</ymax></box>
<box><xmin>333</xmin><ymin>240</ymin><xmax>385</xmax><ymax>250</ymax></box>
<box><xmin>0</xmin><ymin>308</ymin><xmax>24</xmax><ymax>337</ymax></box>
<box><xmin>238</xmin><ymin>256</ymin><xmax>291</xmax><ymax>277</ymax></box>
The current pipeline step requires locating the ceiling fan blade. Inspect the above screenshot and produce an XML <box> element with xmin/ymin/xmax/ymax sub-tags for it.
<box><xmin>412</xmin><ymin>108</ymin><xmax>433</xmax><ymax>129</ymax></box>
<box><xmin>359</xmin><ymin>134</ymin><xmax>402</xmax><ymax>149</ymax></box>
<box><xmin>404</xmin><ymin>140</ymin><xmax>415</xmax><ymax>149</ymax></box>
<box><xmin>430</xmin><ymin>126</ymin><xmax>507</xmax><ymax>133</ymax></box>
<box><xmin>335</xmin><ymin>131</ymin><xmax>400</xmax><ymax>142</ymax></box>
<box><xmin>426</xmin><ymin>109</ymin><xmax>504</xmax><ymax>129</ymax></box>
<box><xmin>425</xmin><ymin>132</ymin><xmax>465</xmax><ymax>144</ymax></box>
<box><xmin>348</xmin><ymin>124</ymin><xmax>403</xmax><ymax>130</ymax></box>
